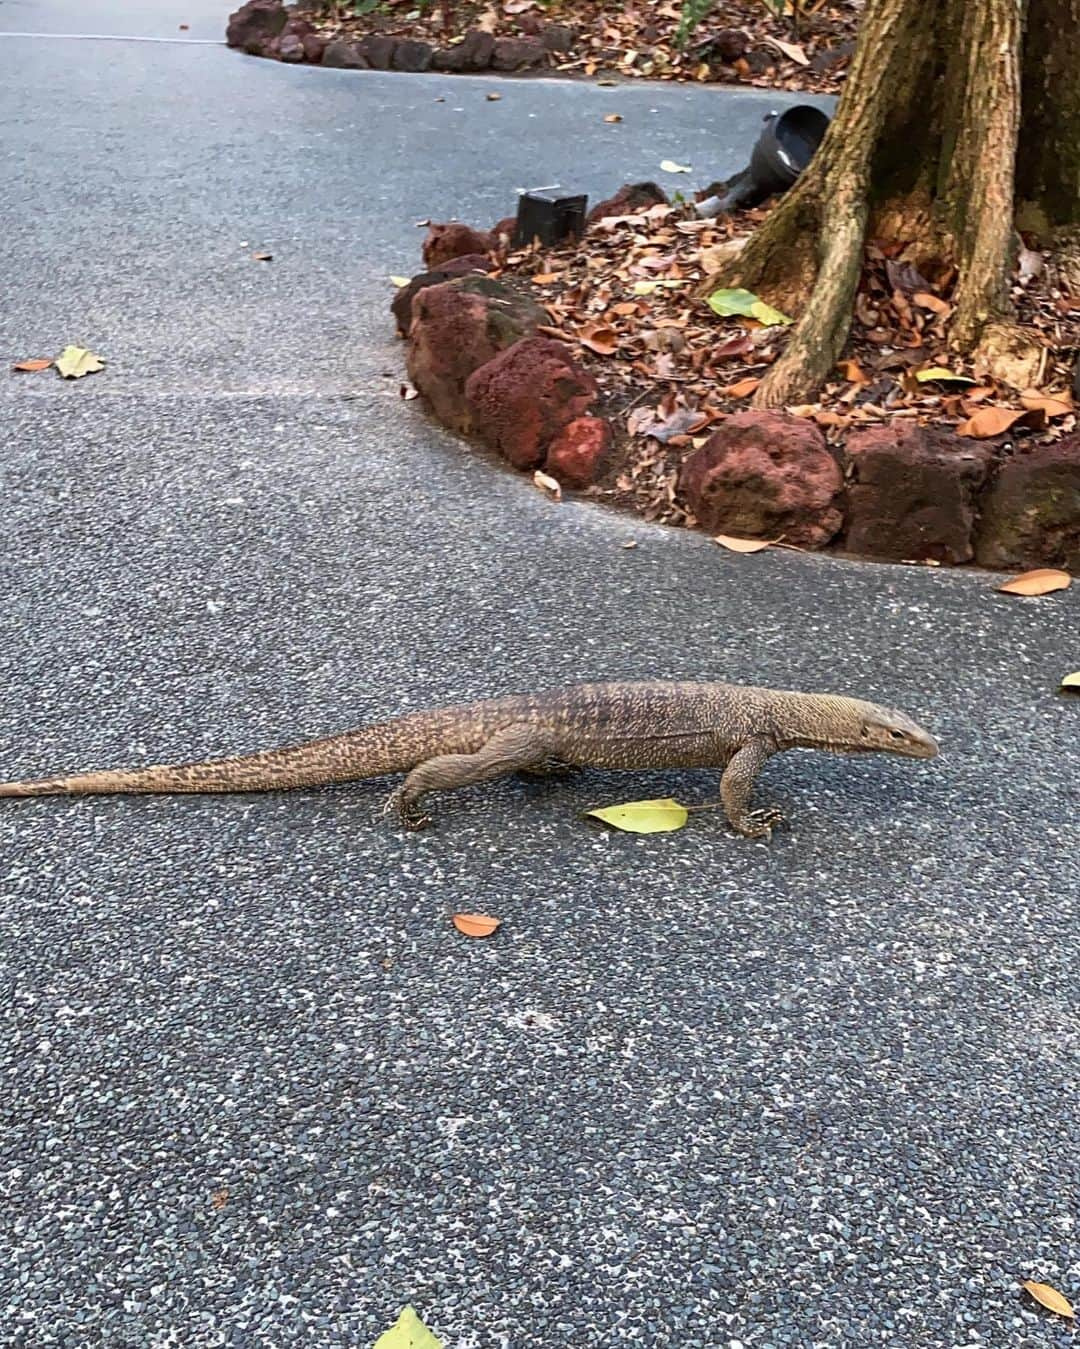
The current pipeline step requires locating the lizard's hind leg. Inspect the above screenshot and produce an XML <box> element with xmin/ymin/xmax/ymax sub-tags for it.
<box><xmin>385</xmin><ymin>723</ymin><xmax>553</xmax><ymax>830</ymax></box>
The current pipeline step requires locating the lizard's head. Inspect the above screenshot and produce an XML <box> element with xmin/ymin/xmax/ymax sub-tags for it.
<box><xmin>855</xmin><ymin>702</ymin><xmax>939</xmax><ymax>759</ymax></box>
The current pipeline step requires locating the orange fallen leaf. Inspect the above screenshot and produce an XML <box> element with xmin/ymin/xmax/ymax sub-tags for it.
<box><xmin>713</xmin><ymin>534</ymin><xmax>778</xmax><ymax>553</ymax></box>
<box><xmin>611</xmin><ymin>301</ymin><xmax>640</xmax><ymax>317</ymax></box>
<box><xmin>452</xmin><ymin>913</ymin><xmax>502</xmax><ymax>938</ymax></box>
<box><xmin>12</xmin><ymin>358</ymin><xmax>52</xmax><ymax>372</ymax></box>
<box><xmin>837</xmin><ymin>359</ymin><xmax>869</xmax><ymax>384</ymax></box>
<box><xmin>1019</xmin><ymin>390</ymin><xmax>1072</xmax><ymax>418</ymax></box>
<box><xmin>531</xmin><ymin>273</ymin><xmax>559</xmax><ymax>285</ymax></box>
<box><xmin>1022</xmin><ymin>1279</ymin><xmax>1074</xmax><ymax>1320</ymax></box>
<box><xmin>956</xmin><ymin>406</ymin><xmax>1027</xmax><ymax>438</ymax></box>
<box><xmin>997</xmin><ymin>568</ymin><xmax>1071</xmax><ymax>596</ymax></box>
<box><xmin>535</xmin><ymin>324</ymin><xmax>574</xmax><ymax>342</ymax></box>
<box><xmin>578</xmin><ymin>324</ymin><xmax>619</xmax><ymax>356</ymax></box>
<box><xmin>724</xmin><ymin>377</ymin><xmax>761</xmax><ymax>398</ymax></box>
<box><xmin>603</xmin><ymin>113</ymin><xmax>623</xmax><ymax>123</ymax></box>
<box><xmin>912</xmin><ymin>291</ymin><xmax>951</xmax><ymax>315</ymax></box>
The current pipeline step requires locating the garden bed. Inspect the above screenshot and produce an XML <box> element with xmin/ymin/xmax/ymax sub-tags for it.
<box><xmin>391</xmin><ymin>190</ymin><xmax>1080</xmax><ymax>572</ymax></box>
<box><xmin>226</xmin><ymin>0</ymin><xmax>858</xmax><ymax>91</ymax></box>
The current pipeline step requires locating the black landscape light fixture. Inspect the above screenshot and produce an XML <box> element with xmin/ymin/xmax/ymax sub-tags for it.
<box><xmin>514</xmin><ymin>185</ymin><xmax>589</xmax><ymax>247</ymax></box>
<box><xmin>697</xmin><ymin>104</ymin><xmax>832</xmax><ymax>217</ymax></box>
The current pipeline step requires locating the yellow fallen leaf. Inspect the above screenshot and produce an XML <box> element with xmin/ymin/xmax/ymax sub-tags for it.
<box><xmin>451</xmin><ymin>913</ymin><xmax>501</xmax><ymax>938</ymax></box>
<box><xmin>373</xmin><ymin>1306</ymin><xmax>445</xmax><ymax>1348</ymax></box>
<box><xmin>389</xmin><ymin>275</ymin><xmax>411</xmax><ymax>287</ymax></box>
<box><xmin>533</xmin><ymin>469</ymin><xmax>562</xmax><ymax>500</ymax></box>
<box><xmin>586</xmin><ymin>798</ymin><xmax>688</xmax><ymax>833</ymax></box>
<box><xmin>1060</xmin><ymin>671</ymin><xmax>1080</xmax><ymax>689</ymax></box>
<box><xmin>916</xmin><ymin>366</ymin><xmax>975</xmax><ymax>385</ymax></box>
<box><xmin>714</xmin><ymin>534</ymin><xmax>777</xmax><ymax>553</ymax></box>
<box><xmin>997</xmin><ymin>568</ymin><xmax>1072</xmax><ymax>596</ymax></box>
<box><xmin>659</xmin><ymin>159</ymin><xmax>692</xmax><ymax>174</ymax></box>
<box><xmin>632</xmin><ymin>279</ymin><xmax>687</xmax><ymax>296</ymax></box>
<box><xmin>1022</xmin><ymin>1279</ymin><xmax>1074</xmax><ymax>1320</ymax></box>
<box><xmin>54</xmin><ymin>346</ymin><xmax>105</xmax><ymax>379</ymax></box>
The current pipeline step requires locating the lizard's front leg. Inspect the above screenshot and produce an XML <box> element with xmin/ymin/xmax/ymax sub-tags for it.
<box><xmin>719</xmin><ymin>737</ymin><xmax>781</xmax><ymax>839</ymax></box>
<box><xmin>385</xmin><ymin>723</ymin><xmax>552</xmax><ymax>830</ymax></box>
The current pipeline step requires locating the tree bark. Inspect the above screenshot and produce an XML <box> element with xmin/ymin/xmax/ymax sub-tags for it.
<box><xmin>700</xmin><ymin>0</ymin><xmax>1080</xmax><ymax>408</ymax></box>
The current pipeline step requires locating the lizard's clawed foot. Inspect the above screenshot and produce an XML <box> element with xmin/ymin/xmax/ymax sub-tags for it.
<box><xmin>383</xmin><ymin>790</ymin><xmax>432</xmax><ymax>832</ymax></box>
<box><xmin>737</xmin><ymin>806</ymin><xmax>785</xmax><ymax>840</ymax></box>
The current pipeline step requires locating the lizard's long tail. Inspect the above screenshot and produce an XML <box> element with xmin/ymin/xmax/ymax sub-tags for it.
<box><xmin>0</xmin><ymin>708</ymin><xmax>467</xmax><ymax>797</ymax></box>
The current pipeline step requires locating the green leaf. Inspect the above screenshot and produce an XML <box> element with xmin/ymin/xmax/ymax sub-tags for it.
<box><xmin>707</xmin><ymin>287</ymin><xmax>792</xmax><ymax>326</ymax></box>
<box><xmin>54</xmin><ymin>345</ymin><xmax>105</xmax><ymax>379</ymax></box>
<box><xmin>390</xmin><ymin>275</ymin><xmax>411</xmax><ymax>288</ymax></box>
<box><xmin>915</xmin><ymin>366</ymin><xmax>976</xmax><ymax>384</ymax></box>
<box><xmin>372</xmin><ymin>1306</ymin><xmax>443</xmax><ymax>1349</ymax></box>
<box><xmin>586</xmin><ymin>798</ymin><xmax>689</xmax><ymax>834</ymax></box>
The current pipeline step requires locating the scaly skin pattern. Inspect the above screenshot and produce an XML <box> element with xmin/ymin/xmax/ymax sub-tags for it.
<box><xmin>0</xmin><ymin>681</ymin><xmax>939</xmax><ymax>838</ymax></box>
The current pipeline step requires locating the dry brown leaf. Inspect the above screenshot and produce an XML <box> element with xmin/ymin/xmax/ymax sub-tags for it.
<box><xmin>611</xmin><ymin>301</ymin><xmax>640</xmax><ymax>316</ymax></box>
<box><xmin>713</xmin><ymin>534</ymin><xmax>777</xmax><ymax>553</ymax></box>
<box><xmin>997</xmin><ymin>568</ymin><xmax>1072</xmax><ymax>596</ymax></box>
<box><xmin>1021</xmin><ymin>1279</ymin><xmax>1074</xmax><ymax>1320</ymax></box>
<box><xmin>712</xmin><ymin>333</ymin><xmax>754</xmax><ymax>361</ymax></box>
<box><xmin>1019</xmin><ymin>389</ymin><xmax>1073</xmax><ymax>418</ymax></box>
<box><xmin>252</xmin><ymin>251</ymin><xmax>272</xmax><ymax>262</ymax></box>
<box><xmin>531</xmin><ymin>272</ymin><xmax>559</xmax><ymax>285</ymax></box>
<box><xmin>533</xmin><ymin>469</ymin><xmax>562</xmax><ymax>500</ymax></box>
<box><xmin>486</xmin><ymin>91</ymin><xmax>502</xmax><ymax>101</ymax></box>
<box><xmin>451</xmin><ymin>913</ymin><xmax>502</xmax><ymax>938</ymax></box>
<box><xmin>765</xmin><ymin>36</ymin><xmax>809</xmax><ymax>64</ymax></box>
<box><xmin>12</xmin><ymin>358</ymin><xmax>52</xmax><ymax>372</ymax></box>
<box><xmin>724</xmin><ymin>377</ymin><xmax>761</xmax><ymax>398</ymax></box>
<box><xmin>211</xmin><ymin>1189</ymin><xmax>229</xmax><ymax>1210</ymax></box>
<box><xmin>578</xmin><ymin>324</ymin><xmax>619</xmax><ymax>356</ymax></box>
<box><xmin>956</xmin><ymin>406</ymin><xmax>1027</xmax><ymax>438</ymax></box>
<box><xmin>604</xmin><ymin>113</ymin><xmax>623</xmax><ymax>123</ymax></box>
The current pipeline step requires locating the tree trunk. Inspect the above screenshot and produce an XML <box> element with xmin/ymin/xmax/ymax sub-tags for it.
<box><xmin>701</xmin><ymin>0</ymin><xmax>1080</xmax><ymax>408</ymax></box>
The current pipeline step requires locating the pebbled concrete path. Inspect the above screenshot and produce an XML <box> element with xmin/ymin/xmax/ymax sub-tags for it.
<box><xmin>1</xmin><ymin>4</ymin><xmax>1078</xmax><ymax>1346</ymax></box>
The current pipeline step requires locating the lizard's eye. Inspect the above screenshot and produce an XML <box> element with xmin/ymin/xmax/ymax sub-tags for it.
<box><xmin>890</xmin><ymin>730</ymin><xmax>904</xmax><ymax>740</ymax></box>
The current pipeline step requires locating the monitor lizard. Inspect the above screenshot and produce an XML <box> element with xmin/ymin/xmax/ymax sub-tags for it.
<box><xmin>0</xmin><ymin>680</ymin><xmax>938</xmax><ymax>838</ymax></box>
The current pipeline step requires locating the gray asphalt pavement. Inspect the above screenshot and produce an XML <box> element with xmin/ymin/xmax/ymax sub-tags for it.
<box><xmin>1</xmin><ymin>5</ymin><xmax>1078</xmax><ymax>1347</ymax></box>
